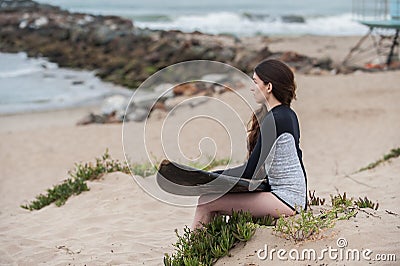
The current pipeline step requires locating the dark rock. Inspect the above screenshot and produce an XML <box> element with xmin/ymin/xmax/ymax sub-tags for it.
<box><xmin>242</xmin><ymin>13</ymin><xmax>270</xmax><ymax>22</ymax></box>
<box><xmin>281</xmin><ymin>15</ymin><xmax>305</xmax><ymax>23</ymax></box>
<box><xmin>76</xmin><ymin>112</ymin><xmax>120</xmax><ymax>125</ymax></box>
<box><xmin>234</xmin><ymin>46</ymin><xmax>272</xmax><ymax>73</ymax></box>
<box><xmin>0</xmin><ymin>0</ymin><xmax>42</xmax><ymax>11</ymax></box>
<box><xmin>72</xmin><ymin>80</ymin><xmax>84</xmax><ymax>85</ymax></box>
<box><xmin>313</xmin><ymin>56</ymin><xmax>333</xmax><ymax>70</ymax></box>
<box><xmin>173</xmin><ymin>83</ymin><xmax>200</xmax><ymax>96</ymax></box>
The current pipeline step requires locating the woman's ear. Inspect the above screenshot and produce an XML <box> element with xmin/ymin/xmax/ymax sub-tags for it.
<box><xmin>266</xmin><ymin>82</ymin><xmax>272</xmax><ymax>93</ymax></box>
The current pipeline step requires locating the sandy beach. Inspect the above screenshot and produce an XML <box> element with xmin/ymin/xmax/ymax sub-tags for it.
<box><xmin>1</xmin><ymin>33</ymin><xmax>400</xmax><ymax>265</ymax></box>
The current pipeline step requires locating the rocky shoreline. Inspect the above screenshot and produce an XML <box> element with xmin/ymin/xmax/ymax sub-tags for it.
<box><xmin>0</xmin><ymin>0</ymin><xmax>339</xmax><ymax>91</ymax></box>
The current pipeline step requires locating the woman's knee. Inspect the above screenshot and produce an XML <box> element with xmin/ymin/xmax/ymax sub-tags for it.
<box><xmin>197</xmin><ymin>194</ymin><xmax>219</xmax><ymax>205</ymax></box>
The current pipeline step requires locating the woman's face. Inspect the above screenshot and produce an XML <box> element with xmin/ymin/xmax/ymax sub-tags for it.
<box><xmin>251</xmin><ymin>72</ymin><xmax>268</xmax><ymax>104</ymax></box>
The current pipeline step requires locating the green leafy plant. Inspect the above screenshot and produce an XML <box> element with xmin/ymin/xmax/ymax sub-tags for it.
<box><xmin>164</xmin><ymin>210</ymin><xmax>275</xmax><ymax>266</ymax></box>
<box><xmin>330</xmin><ymin>192</ymin><xmax>353</xmax><ymax>210</ymax></box>
<box><xmin>336</xmin><ymin>208</ymin><xmax>358</xmax><ymax>220</ymax></box>
<box><xmin>359</xmin><ymin>147</ymin><xmax>400</xmax><ymax>172</ymax></box>
<box><xmin>21</xmin><ymin>149</ymin><xmax>130</xmax><ymax>210</ymax></box>
<box><xmin>232</xmin><ymin>222</ymin><xmax>256</xmax><ymax>242</ymax></box>
<box><xmin>274</xmin><ymin>208</ymin><xmax>336</xmax><ymax>242</ymax></box>
<box><xmin>354</xmin><ymin>196</ymin><xmax>379</xmax><ymax>210</ymax></box>
<box><xmin>166</xmin><ymin>191</ymin><xmax>379</xmax><ymax>264</ymax></box>
<box><xmin>274</xmin><ymin>191</ymin><xmax>359</xmax><ymax>242</ymax></box>
<box><xmin>69</xmin><ymin>149</ymin><xmax>130</xmax><ymax>181</ymax></box>
<box><xmin>308</xmin><ymin>190</ymin><xmax>326</xmax><ymax>206</ymax></box>
<box><xmin>252</xmin><ymin>214</ymin><xmax>276</xmax><ymax>226</ymax></box>
<box><xmin>21</xmin><ymin>151</ymin><xmax>232</xmax><ymax>211</ymax></box>
<box><xmin>130</xmin><ymin>160</ymin><xmax>158</xmax><ymax>177</ymax></box>
<box><xmin>186</xmin><ymin>156</ymin><xmax>231</xmax><ymax>171</ymax></box>
<box><xmin>22</xmin><ymin>178</ymin><xmax>90</xmax><ymax>210</ymax></box>
<box><xmin>273</xmin><ymin>207</ymin><xmax>358</xmax><ymax>242</ymax></box>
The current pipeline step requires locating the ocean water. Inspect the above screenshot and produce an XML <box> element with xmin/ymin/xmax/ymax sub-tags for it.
<box><xmin>0</xmin><ymin>53</ymin><xmax>130</xmax><ymax>115</ymax></box>
<box><xmin>36</xmin><ymin>0</ymin><xmax>368</xmax><ymax>36</ymax></box>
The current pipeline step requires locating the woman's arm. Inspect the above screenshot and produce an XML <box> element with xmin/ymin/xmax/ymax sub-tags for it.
<box><xmin>212</xmin><ymin>112</ymin><xmax>276</xmax><ymax>180</ymax></box>
<box><xmin>211</xmin><ymin>131</ymin><xmax>262</xmax><ymax>179</ymax></box>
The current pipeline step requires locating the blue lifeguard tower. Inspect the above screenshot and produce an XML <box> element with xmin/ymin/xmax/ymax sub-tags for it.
<box><xmin>343</xmin><ymin>0</ymin><xmax>400</xmax><ymax>68</ymax></box>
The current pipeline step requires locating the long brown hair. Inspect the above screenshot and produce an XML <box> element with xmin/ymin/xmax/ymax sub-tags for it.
<box><xmin>246</xmin><ymin>59</ymin><xmax>297</xmax><ymax>157</ymax></box>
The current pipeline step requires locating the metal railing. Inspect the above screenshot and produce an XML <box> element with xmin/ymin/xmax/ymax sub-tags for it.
<box><xmin>352</xmin><ymin>0</ymin><xmax>400</xmax><ymax>21</ymax></box>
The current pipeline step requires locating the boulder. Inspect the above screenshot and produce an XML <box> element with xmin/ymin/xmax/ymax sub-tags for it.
<box><xmin>172</xmin><ymin>83</ymin><xmax>200</xmax><ymax>96</ymax></box>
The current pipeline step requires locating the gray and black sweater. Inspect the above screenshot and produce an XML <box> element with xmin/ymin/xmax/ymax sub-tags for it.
<box><xmin>214</xmin><ymin>104</ymin><xmax>307</xmax><ymax>212</ymax></box>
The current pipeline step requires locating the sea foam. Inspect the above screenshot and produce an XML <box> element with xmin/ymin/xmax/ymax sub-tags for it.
<box><xmin>135</xmin><ymin>12</ymin><xmax>368</xmax><ymax>36</ymax></box>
